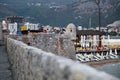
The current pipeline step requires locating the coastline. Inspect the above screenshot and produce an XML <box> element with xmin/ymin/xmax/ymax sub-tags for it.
<box><xmin>85</xmin><ymin>59</ymin><xmax>120</xmax><ymax>68</ymax></box>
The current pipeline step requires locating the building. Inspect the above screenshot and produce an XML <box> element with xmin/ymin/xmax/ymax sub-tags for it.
<box><xmin>24</xmin><ymin>22</ymin><xmax>39</xmax><ymax>30</ymax></box>
<box><xmin>6</xmin><ymin>16</ymin><xmax>24</xmax><ymax>23</ymax></box>
<box><xmin>64</xmin><ymin>23</ymin><xmax>76</xmax><ymax>40</ymax></box>
<box><xmin>21</xmin><ymin>22</ymin><xmax>41</xmax><ymax>34</ymax></box>
<box><xmin>2</xmin><ymin>20</ymin><xmax>7</xmax><ymax>30</ymax></box>
<box><xmin>6</xmin><ymin>16</ymin><xmax>25</xmax><ymax>34</ymax></box>
<box><xmin>76</xmin><ymin>30</ymin><xmax>103</xmax><ymax>51</ymax></box>
<box><xmin>107</xmin><ymin>20</ymin><xmax>120</xmax><ymax>33</ymax></box>
<box><xmin>8</xmin><ymin>23</ymin><xmax>17</xmax><ymax>34</ymax></box>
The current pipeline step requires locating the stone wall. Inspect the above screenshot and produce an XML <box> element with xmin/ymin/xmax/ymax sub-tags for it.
<box><xmin>0</xmin><ymin>23</ymin><xmax>3</xmax><ymax>40</ymax></box>
<box><xmin>6</xmin><ymin>38</ymin><xmax>119</xmax><ymax>80</ymax></box>
<box><xmin>8</xmin><ymin>34</ymin><xmax>76</xmax><ymax>60</ymax></box>
<box><xmin>30</xmin><ymin>34</ymin><xmax>76</xmax><ymax>60</ymax></box>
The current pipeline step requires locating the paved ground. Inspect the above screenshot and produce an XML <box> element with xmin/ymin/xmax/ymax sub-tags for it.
<box><xmin>0</xmin><ymin>46</ymin><xmax>13</xmax><ymax>80</ymax></box>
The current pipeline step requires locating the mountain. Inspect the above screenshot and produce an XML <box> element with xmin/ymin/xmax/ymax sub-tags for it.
<box><xmin>0</xmin><ymin>0</ymin><xmax>79</xmax><ymax>6</ymax></box>
<box><xmin>0</xmin><ymin>0</ymin><xmax>120</xmax><ymax>27</ymax></box>
<box><xmin>70</xmin><ymin>0</ymin><xmax>120</xmax><ymax>27</ymax></box>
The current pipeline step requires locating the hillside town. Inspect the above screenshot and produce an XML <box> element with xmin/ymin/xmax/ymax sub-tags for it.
<box><xmin>1</xmin><ymin>16</ymin><xmax>120</xmax><ymax>35</ymax></box>
<box><xmin>0</xmin><ymin>16</ymin><xmax>120</xmax><ymax>62</ymax></box>
<box><xmin>0</xmin><ymin>16</ymin><xmax>120</xmax><ymax>80</ymax></box>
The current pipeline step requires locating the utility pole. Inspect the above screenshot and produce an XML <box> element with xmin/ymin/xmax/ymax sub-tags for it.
<box><xmin>96</xmin><ymin>0</ymin><xmax>101</xmax><ymax>47</ymax></box>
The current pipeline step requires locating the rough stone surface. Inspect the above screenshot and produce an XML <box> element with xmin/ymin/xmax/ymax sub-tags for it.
<box><xmin>0</xmin><ymin>23</ymin><xmax>3</xmax><ymax>40</ymax></box>
<box><xmin>6</xmin><ymin>38</ymin><xmax>119</xmax><ymax>80</ymax></box>
<box><xmin>30</xmin><ymin>34</ymin><xmax>76</xmax><ymax>60</ymax></box>
<box><xmin>8</xmin><ymin>34</ymin><xmax>76</xmax><ymax>60</ymax></box>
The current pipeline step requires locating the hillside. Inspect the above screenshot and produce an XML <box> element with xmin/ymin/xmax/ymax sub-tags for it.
<box><xmin>0</xmin><ymin>0</ymin><xmax>120</xmax><ymax>27</ymax></box>
<box><xmin>0</xmin><ymin>0</ymin><xmax>79</xmax><ymax>6</ymax></box>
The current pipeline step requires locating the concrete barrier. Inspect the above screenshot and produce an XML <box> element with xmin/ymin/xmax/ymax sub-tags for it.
<box><xmin>7</xmin><ymin>38</ymin><xmax>119</xmax><ymax>80</ymax></box>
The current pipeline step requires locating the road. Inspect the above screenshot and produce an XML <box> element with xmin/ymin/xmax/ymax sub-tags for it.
<box><xmin>0</xmin><ymin>46</ymin><xmax>13</xmax><ymax>80</ymax></box>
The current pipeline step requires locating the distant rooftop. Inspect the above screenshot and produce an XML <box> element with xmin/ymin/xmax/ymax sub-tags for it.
<box><xmin>6</xmin><ymin>16</ymin><xmax>24</xmax><ymax>23</ymax></box>
<box><xmin>77</xmin><ymin>30</ymin><xmax>102</xmax><ymax>35</ymax></box>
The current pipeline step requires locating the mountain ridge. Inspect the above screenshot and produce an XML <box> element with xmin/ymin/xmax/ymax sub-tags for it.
<box><xmin>0</xmin><ymin>0</ymin><xmax>120</xmax><ymax>27</ymax></box>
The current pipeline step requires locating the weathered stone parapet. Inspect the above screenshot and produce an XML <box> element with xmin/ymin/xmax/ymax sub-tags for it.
<box><xmin>6</xmin><ymin>38</ymin><xmax>119</xmax><ymax>80</ymax></box>
<box><xmin>30</xmin><ymin>34</ymin><xmax>76</xmax><ymax>60</ymax></box>
<box><xmin>8</xmin><ymin>34</ymin><xmax>76</xmax><ymax>60</ymax></box>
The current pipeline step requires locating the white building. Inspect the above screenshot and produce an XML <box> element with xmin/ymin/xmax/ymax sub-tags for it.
<box><xmin>43</xmin><ymin>25</ymin><xmax>52</xmax><ymax>33</ymax></box>
<box><xmin>77</xmin><ymin>26</ymin><xmax>82</xmax><ymax>30</ymax></box>
<box><xmin>65</xmin><ymin>23</ymin><xmax>76</xmax><ymax>40</ymax></box>
<box><xmin>25</xmin><ymin>22</ymin><xmax>39</xmax><ymax>30</ymax></box>
<box><xmin>8</xmin><ymin>23</ymin><xmax>17</xmax><ymax>34</ymax></box>
<box><xmin>2</xmin><ymin>20</ymin><xmax>7</xmax><ymax>30</ymax></box>
<box><xmin>107</xmin><ymin>20</ymin><xmax>120</xmax><ymax>33</ymax></box>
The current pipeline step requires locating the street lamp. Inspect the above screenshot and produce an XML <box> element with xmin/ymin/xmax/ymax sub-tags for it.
<box><xmin>96</xmin><ymin>0</ymin><xmax>101</xmax><ymax>31</ymax></box>
<box><xmin>96</xmin><ymin>0</ymin><xmax>100</xmax><ymax>5</ymax></box>
<box><xmin>96</xmin><ymin>0</ymin><xmax>101</xmax><ymax>47</ymax></box>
